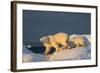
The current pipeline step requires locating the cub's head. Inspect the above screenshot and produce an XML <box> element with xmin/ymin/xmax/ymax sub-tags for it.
<box><xmin>69</xmin><ymin>34</ymin><xmax>85</xmax><ymax>47</ymax></box>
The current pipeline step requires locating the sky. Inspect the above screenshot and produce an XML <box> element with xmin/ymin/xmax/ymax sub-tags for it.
<box><xmin>23</xmin><ymin>10</ymin><xmax>91</xmax><ymax>43</ymax></box>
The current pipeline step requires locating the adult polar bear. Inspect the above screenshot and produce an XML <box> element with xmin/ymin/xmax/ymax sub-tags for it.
<box><xmin>40</xmin><ymin>32</ymin><xmax>69</xmax><ymax>54</ymax></box>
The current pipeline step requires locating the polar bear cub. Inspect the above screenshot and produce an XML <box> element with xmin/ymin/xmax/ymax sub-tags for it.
<box><xmin>69</xmin><ymin>34</ymin><xmax>85</xmax><ymax>47</ymax></box>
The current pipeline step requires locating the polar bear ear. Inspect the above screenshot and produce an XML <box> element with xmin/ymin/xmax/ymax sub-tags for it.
<box><xmin>40</xmin><ymin>36</ymin><xmax>47</xmax><ymax>42</ymax></box>
<box><xmin>40</xmin><ymin>36</ymin><xmax>51</xmax><ymax>44</ymax></box>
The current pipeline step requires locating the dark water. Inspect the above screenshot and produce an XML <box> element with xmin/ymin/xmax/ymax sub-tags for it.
<box><xmin>24</xmin><ymin>41</ymin><xmax>56</xmax><ymax>54</ymax></box>
<box><xmin>27</xmin><ymin>47</ymin><xmax>55</xmax><ymax>54</ymax></box>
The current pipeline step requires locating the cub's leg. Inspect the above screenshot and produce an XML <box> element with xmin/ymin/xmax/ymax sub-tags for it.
<box><xmin>75</xmin><ymin>42</ymin><xmax>80</xmax><ymax>47</ymax></box>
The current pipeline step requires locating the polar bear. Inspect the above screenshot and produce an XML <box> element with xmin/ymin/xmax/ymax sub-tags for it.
<box><xmin>69</xmin><ymin>34</ymin><xmax>85</xmax><ymax>47</ymax></box>
<box><xmin>40</xmin><ymin>32</ymin><xmax>69</xmax><ymax>54</ymax></box>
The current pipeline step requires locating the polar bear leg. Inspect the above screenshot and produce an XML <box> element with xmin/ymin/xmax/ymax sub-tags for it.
<box><xmin>44</xmin><ymin>47</ymin><xmax>51</xmax><ymax>54</ymax></box>
<box><xmin>48</xmin><ymin>36</ymin><xmax>59</xmax><ymax>52</ymax></box>
<box><xmin>51</xmin><ymin>41</ymin><xmax>59</xmax><ymax>52</ymax></box>
<box><xmin>60</xmin><ymin>42</ymin><xmax>69</xmax><ymax>49</ymax></box>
